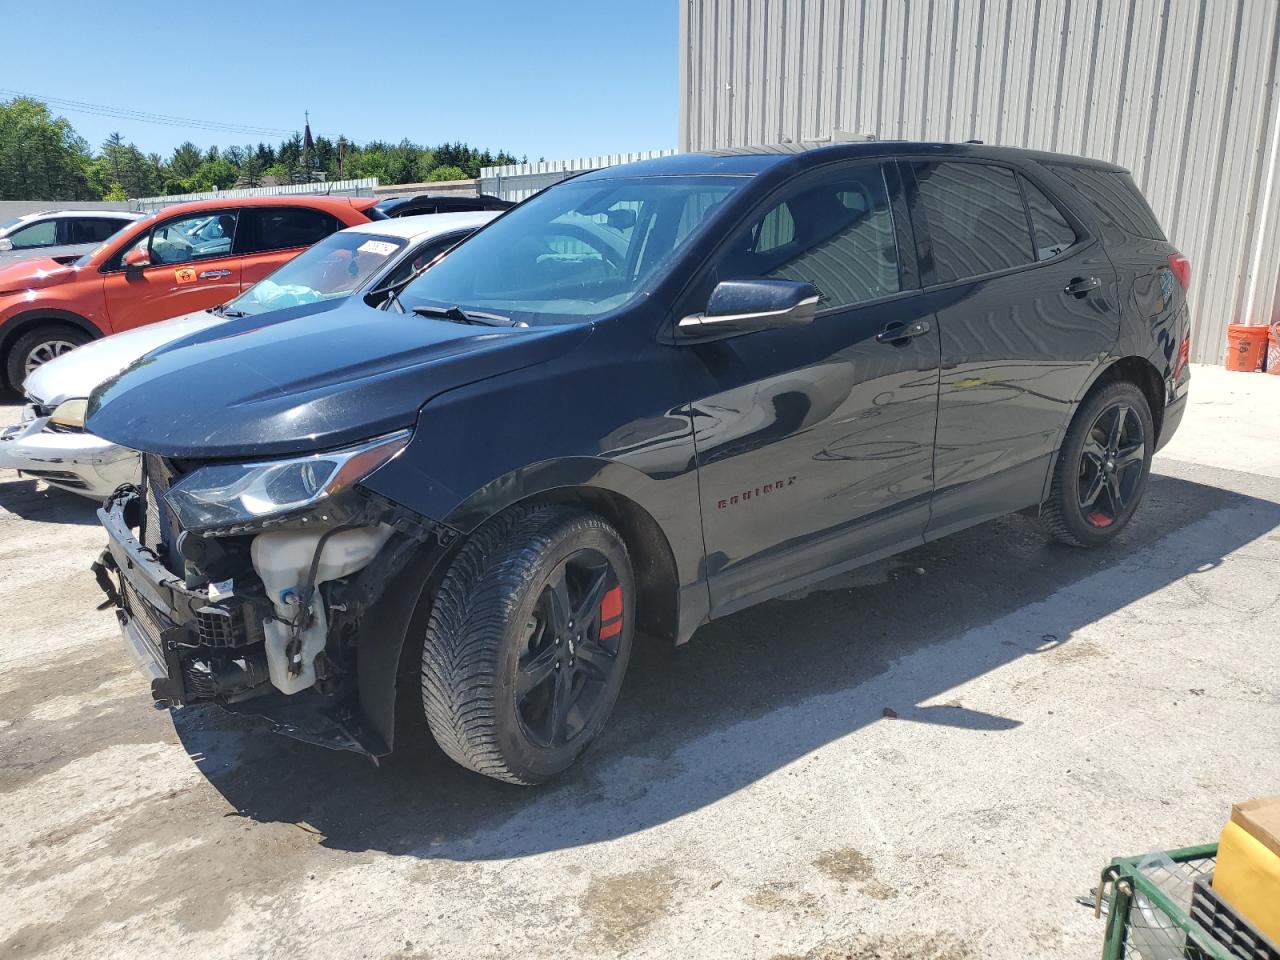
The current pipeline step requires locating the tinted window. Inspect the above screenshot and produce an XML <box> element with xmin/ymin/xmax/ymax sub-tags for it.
<box><xmin>379</xmin><ymin>232</ymin><xmax>471</xmax><ymax>289</ymax></box>
<box><xmin>7</xmin><ymin>220</ymin><xmax>57</xmax><ymax>249</ymax></box>
<box><xmin>1020</xmin><ymin>177</ymin><xmax>1078</xmax><ymax>260</ymax></box>
<box><xmin>718</xmin><ymin>163</ymin><xmax>900</xmax><ymax>309</ymax></box>
<box><xmin>1045</xmin><ymin>164</ymin><xmax>1166</xmax><ymax>241</ymax></box>
<box><xmin>66</xmin><ymin>218</ymin><xmax>126</xmax><ymax>244</ymax></box>
<box><xmin>914</xmin><ymin>162</ymin><xmax>1033</xmax><ymax>283</ymax></box>
<box><xmin>240</xmin><ymin>208</ymin><xmax>338</xmax><ymax>254</ymax></box>
<box><xmin>126</xmin><ymin>211</ymin><xmax>237</xmax><ymax>265</ymax></box>
<box><xmin>398</xmin><ymin>176</ymin><xmax>744</xmax><ymax>324</ymax></box>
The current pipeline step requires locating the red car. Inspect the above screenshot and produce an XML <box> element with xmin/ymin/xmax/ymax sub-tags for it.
<box><xmin>0</xmin><ymin>195</ymin><xmax>378</xmax><ymax>388</ymax></box>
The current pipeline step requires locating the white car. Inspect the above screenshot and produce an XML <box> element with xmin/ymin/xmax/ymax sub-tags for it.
<box><xmin>0</xmin><ymin>210</ymin><xmax>498</xmax><ymax>498</ymax></box>
<box><xmin>0</xmin><ymin>210</ymin><xmax>143</xmax><ymax>267</ymax></box>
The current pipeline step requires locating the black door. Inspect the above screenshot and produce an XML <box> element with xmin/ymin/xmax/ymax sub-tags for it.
<box><xmin>680</xmin><ymin>160</ymin><xmax>941</xmax><ymax>615</ymax></box>
<box><xmin>905</xmin><ymin>159</ymin><xmax>1119</xmax><ymax>538</ymax></box>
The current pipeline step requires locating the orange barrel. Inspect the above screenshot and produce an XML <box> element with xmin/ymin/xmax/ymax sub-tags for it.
<box><xmin>1268</xmin><ymin>322</ymin><xmax>1280</xmax><ymax>375</ymax></box>
<box><xmin>1225</xmin><ymin>324</ymin><xmax>1268</xmax><ymax>372</ymax></box>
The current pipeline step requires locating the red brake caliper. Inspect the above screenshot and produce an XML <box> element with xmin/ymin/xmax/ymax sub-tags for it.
<box><xmin>600</xmin><ymin>586</ymin><xmax>623</xmax><ymax>639</ymax></box>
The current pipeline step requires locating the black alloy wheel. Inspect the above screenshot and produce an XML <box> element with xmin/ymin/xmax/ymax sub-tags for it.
<box><xmin>421</xmin><ymin>505</ymin><xmax>635</xmax><ymax>785</ymax></box>
<box><xmin>1077</xmin><ymin>401</ymin><xmax>1146</xmax><ymax>529</ymax></box>
<box><xmin>1040</xmin><ymin>379</ymin><xmax>1154</xmax><ymax>547</ymax></box>
<box><xmin>515</xmin><ymin>549</ymin><xmax>625</xmax><ymax>749</ymax></box>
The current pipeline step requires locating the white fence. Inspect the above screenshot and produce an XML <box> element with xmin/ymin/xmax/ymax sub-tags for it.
<box><xmin>480</xmin><ymin>151</ymin><xmax>677</xmax><ymax>201</ymax></box>
<box><xmin>130</xmin><ymin>177</ymin><xmax>379</xmax><ymax>213</ymax></box>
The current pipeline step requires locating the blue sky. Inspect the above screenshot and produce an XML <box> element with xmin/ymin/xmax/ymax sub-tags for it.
<box><xmin>2</xmin><ymin>0</ymin><xmax>678</xmax><ymax>161</ymax></box>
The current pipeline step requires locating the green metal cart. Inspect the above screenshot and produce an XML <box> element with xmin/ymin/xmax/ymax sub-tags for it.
<box><xmin>1098</xmin><ymin>843</ymin><xmax>1276</xmax><ymax>960</ymax></box>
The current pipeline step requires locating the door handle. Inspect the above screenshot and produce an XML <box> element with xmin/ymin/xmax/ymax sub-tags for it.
<box><xmin>1064</xmin><ymin>276</ymin><xmax>1101</xmax><ymax>298</ymax></box>
<box><xmin>198</xmin><ymin>269</ymin><xmax>232</xmax><ymax>279</ymax></box>
<box><xmin>876</xmin><ymin>318</ymin><xmax>932</xmax><ymax>344</ymax></box>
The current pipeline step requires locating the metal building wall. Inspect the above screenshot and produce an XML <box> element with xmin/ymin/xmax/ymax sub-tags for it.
<box><xmin>679</xmin><ymin>0</ymin><xmax>1280</xmax><ymax>363</ymax></box>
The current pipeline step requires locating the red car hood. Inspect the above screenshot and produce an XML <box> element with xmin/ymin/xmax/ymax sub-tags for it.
<box><xmin>0</xmin><ymin>258</ymin><xmax>83</xmax><ymax>295</ymax></box>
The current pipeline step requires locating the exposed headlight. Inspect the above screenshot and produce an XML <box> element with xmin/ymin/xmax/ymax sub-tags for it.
<box><xmin>164</xmin><ymin>431</ymin><xmax>410</xmax><ymax>532</ymax></box>
<box><xmin>48</xmin><ymin>398</ymin><xmax>88</xmax><ymax>431</ymax></box>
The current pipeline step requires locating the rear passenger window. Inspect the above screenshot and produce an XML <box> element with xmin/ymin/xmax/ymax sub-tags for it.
<box><xmin>719</xmin><ymin>163</ymin><xmax>900</xmax><ymax>309</ymax></box>
<box><xmin>66</xmin><ymin>218</ymin><xmax>124</xmax><ymax>244</ymax></box>
<box><xmin>241</xmin><ymin>208</ymin><xmax>339</xmax><ymax>254</ymax></box>
<box><xmin>1045</xmin><ymin>164</ymin><xmax>1166</xmax><ymax>241</ymax></box>
<box><xmin>913</xmin><ymin>162</ymin><xmax>1033</xmax><ymax>283</ymax></box>
<box><xmin>1020</xmin><ymin>177</ymin><xmax>1077</xmax><ymax>260</ymax></box>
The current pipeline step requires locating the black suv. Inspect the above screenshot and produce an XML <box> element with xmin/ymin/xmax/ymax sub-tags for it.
<box><xmin>88</xmin><ymin>143</ymin><xmax>1190</xmax><ymax>784</ymax></box>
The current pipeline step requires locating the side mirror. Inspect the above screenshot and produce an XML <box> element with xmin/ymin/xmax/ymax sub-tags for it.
<box><xmin>678</xmin><ymin>279</ymin><xmax>820</xmax><ymax>338</ymax></box>
<box><xmin>122</xmin><ymin>246</ymin><xmax>150</xmax><ymax>278</ymax></box>
<box><xmin>0</xmin><ymin>238</ymin><xmax>12</xmax><ymax>252</ymax></box>
<box><xmin>123</xmin><ymin>246</ymin><xmax>150</xmax><ymax>268</ymax></box>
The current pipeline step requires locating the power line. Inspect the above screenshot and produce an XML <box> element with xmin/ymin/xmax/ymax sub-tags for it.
<box><xmin>0</xmin><ymin>87</ymin><xmax>296</xmax><ymax>139</ymax></box>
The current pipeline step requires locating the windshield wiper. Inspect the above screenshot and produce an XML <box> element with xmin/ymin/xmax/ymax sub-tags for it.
<box><xmin>412</xmin><ymin>304</ymin><xmax>527</xmax><ymax>328</ymax></box>
<box><xmin>212</xmin><ymin>304</ymin><xmax>248</xmax><ymax>319</ymax></box>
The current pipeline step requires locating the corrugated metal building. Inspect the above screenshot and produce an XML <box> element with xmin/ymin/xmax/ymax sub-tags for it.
<box><xmin>679</xmin><ymin>0</ymin><xmax>1280</xmax><ymax>362</ymax></box>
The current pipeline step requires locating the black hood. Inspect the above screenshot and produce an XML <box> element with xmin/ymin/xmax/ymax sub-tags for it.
<box><xmin>86</xmin><ymin>298</ymin><xmax>592</xmax><ymax>460</ymax></box>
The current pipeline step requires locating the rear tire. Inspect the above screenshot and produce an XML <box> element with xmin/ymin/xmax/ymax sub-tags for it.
<box><xmin>420</xmin><ymin>505</ymin><xmax>635</xmax><ymax>785</ymax></box>
<box><xmin>5</xmin><ymin>324</ymin><xmax>91</xmax><ymax>390</ymax></box>
<box><xmin>1039</xmin><ymin>380</ymin><xmax>1154</xmax><ymax>547</ymax></box>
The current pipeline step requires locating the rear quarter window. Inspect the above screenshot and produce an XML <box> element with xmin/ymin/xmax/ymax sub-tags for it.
<box><xmin>1044</xmin><ymin>164</ymin><xmax>1167</xmax><ymax>242</ymax></box>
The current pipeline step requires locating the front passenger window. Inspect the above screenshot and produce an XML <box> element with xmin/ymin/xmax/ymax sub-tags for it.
<box><xmin>720</xmin><ymin>164</ymin><xmax>900</xmax><ymax>309</ymax></box>
<box><xmin>146</xmin><ymin>212</ymin><xmax>239</xmax><ymax>265</ymax></box>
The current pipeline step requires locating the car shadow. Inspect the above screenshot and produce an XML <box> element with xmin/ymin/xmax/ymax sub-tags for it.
<box><xmin>174</xmin><ymin>471</ymin><xmax>1279</xmax><ymax>861</ymax></box>
<box><xmin>0</xmin><ymin>476</ymin><xmax>101</xmax><ymax>525</ymax></box>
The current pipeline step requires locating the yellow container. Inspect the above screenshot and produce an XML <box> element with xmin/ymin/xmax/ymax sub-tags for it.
<box><xmin>1213</xmin><ymin>797</ymin><xmax>1280</xmax><ymax>944</ymax></box>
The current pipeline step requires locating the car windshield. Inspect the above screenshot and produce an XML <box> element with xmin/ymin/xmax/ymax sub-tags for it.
<box><xmin>0</xmin><ymin>217</ymin><xmax>23</xmax><ymax>233</ymax></box>
<box><xmin>397</xmin><ymin>175</ymin><xmax>745</xmax><ymax>324</ymax></box>
<box><xmin>227</xmin><ymin>231</ymin><xmax>407</xmax><ymax>316</ymax></box>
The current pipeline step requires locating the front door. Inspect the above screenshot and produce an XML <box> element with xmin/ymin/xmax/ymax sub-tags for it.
<box><xmin>103</xmin><ymin>210</ymin><xmax>242</xmax><ymax>332</ymax></box>
<box><xmin>905</xmin><ymin>160</ymin><xmax>1119</xmax><ymax>538</ymax></box>
<box><xmin>682</xmin><ymin>161</ymin><xmax>941</xmax><ymax>615</ymax></box>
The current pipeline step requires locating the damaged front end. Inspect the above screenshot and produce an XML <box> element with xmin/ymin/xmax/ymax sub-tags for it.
<box><xmin>93</xmin><ymin>433</ymin><xmax>455</xmax><ymax>758</ymax></box>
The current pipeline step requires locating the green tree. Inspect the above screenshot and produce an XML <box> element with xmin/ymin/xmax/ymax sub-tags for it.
<box><xmin>427</xmin><ymin>164</ymin><xmax>468</xmax><ymax>182</ymax></box>
<box><xmin>0</xmin><ymin>97</ymin><xmax>95</xmax><ymax>200</ymax></box>
<box><xmin>168</xmin><ymin>141</ymin><xmax>204</xmax><ymax>180</ymax></box>
<box><xmin>92</xmin><ymin>134</ymin><xmax>161</xmax><ymax>199</ymax></box>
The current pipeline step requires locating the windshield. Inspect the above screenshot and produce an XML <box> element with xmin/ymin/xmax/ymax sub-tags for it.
<box><xmin>397</xmin><ymin>175</ymin><xmax>745</xmax><ymax>324</ymax></box>
<box><xmin>0</xmin><ymin>217</ymin><xmax>22</xmax><ymax>234</ymax></box>
<box><xmin>227</xmin><ymin>231</ymin><xmax>407</xmax><ymax>316</ymax></box>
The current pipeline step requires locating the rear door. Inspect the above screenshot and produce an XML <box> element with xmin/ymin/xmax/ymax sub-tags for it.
<box><xmin>102</xmin><ymin>210</ymin><xmax>243</xmax><ymax>332</ymax></box>
<box><xmin>683</xmin><ymin>160</ymin><xmax>941</xmax><ymax>614</ymax></box>
<box><xmin>237</xmin><ymin>207</ymin><xmax>342</xmax><ymax>288</ymax></box>
<box><xmin>907</xmin><ymin>159</ymin><xmax>1119</xmax><ymax>538</ymax></box>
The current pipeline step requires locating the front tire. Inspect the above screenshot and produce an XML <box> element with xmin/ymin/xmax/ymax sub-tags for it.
<box><xmin>421</xmin><ymin>505</ymin><xmax>635</xmax><ymax>785</ymax></box>
<box><xmin>5</xmin><ymin>323</ymin><xmax>91</xmax><ymax>390</ymax></box>
<box><xmin>1040</xmin><ymin>380</ymin><xmax>1154</xmax><ymax>547</ymax></box>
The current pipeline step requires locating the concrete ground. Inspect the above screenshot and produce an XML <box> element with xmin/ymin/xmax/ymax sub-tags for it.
<box><xmin>1</xmin><ymin>364</ymin><xmax>1277</xmax><ymax>960</ymax></box>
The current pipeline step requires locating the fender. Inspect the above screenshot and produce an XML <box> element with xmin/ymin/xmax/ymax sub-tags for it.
<box><xmin>355</xmin><ymin>457</ymin><xmax>701</xmax><ymax>750</ymax></box>
<box><xmin>0</xmin><ymin>307</ymin><xmax>104</xmax><ymax>350</ymax></box>
<box><xmin>1035</xmin><ymin>304</ymin><xmax>1182</xmax><ymax>504</ymax></box>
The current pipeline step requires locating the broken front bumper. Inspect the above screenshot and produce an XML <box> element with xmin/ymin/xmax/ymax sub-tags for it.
<box><xmin>94</xmin><ymin>489</ymin><xmax>384</xmax><ymax>756</ymax></box>
<box><xmin>95</xmin><ymin>488</ymin><xmax>260</xmax><ymax>705</ymax></box>
<box><xmin>1</xmin><ymin>408</ymin><xmax>140</xmax><ymax>497</ymax></box>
